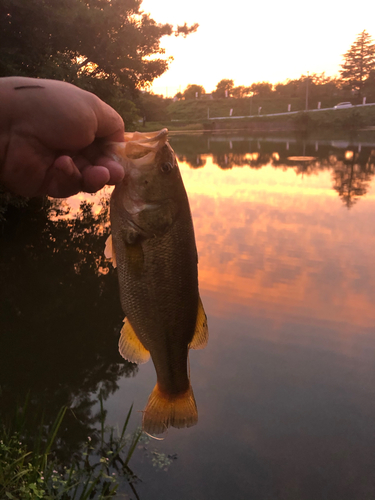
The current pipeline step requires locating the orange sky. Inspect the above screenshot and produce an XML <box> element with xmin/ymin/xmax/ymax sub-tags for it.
<box><xmin>140</xmin><ymin>0</ymin><xmax>375</xmax><ymax>97</ymax></box>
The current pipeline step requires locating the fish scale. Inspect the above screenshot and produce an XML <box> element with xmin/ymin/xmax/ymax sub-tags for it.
<box><xmin>106</xmin><ymin>130</ymin><xmax>208</xmax><ymax>434</ymax></box>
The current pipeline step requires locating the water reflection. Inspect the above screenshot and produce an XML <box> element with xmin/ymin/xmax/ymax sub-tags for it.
<box><xmin>2</xmin><ymin>133</ymin><xmax>375</xmax><ymax>499</ymax></box>
<box><xmin>332</xmin><ymin>154</ymin><xmax>374</xmax><ymax>207</ymax></box>
<box><xmin>180</xmin><ymin>159</ymin><xmax>375</xmax><ymax>335</ymax></box>
<box><xmin>0</xmin><ymin>197</ymin><xmax>136</xmax><ymax>457</ymax></box>
<box><xmin>172</xmin><ymin>134</ymin><xmax>375</xmax><ymax>208</ymax></box>
<box><xmin>135</xmin><ymin>133</ymin><xmax>375</xmax><ymax>500</ymax></box>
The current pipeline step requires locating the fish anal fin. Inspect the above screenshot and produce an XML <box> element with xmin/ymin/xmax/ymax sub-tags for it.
<box><xmin>189</xmin><ymin>296</ymin><xmax>209</xmax><ymax>350</ymax></box>
<box><xmin>104</xmin><ymin>235</ymin><xmax>117</xmax><ymax>268</ymax></box>
<box><xmin>142</xmin><ymin>383</ymin><xmax>198</xmax><ymax>435</ymax></box>
<box><xmin>118</xmin><ymin>318</ymin><xmax>150</xmax><ymax>364</ymax></box>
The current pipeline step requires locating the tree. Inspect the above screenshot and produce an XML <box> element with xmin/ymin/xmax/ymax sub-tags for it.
<box><xmin>213</xmin><ymin>79</ymin><xmax>234</xmax><ymax>98</ymax></box>
<box><xmin>275</xmin><ymin>79</ymin><xmax>300</xmax><ymax>98</ymax></box>
<box><xmin>363</xmin><ymin>69</ymin><xmax>375</xmax><ymax>100</ymax></box>
<box><xmin>340</xmin><ymin>30</ymin><xmax>375</xmax><ymax>97</ymax></box>
<box><xmin>231</xmin><ymin>85</ymin><xmax>251</xmax><ymax>98</ymax></box>
<box><xmin>0</xmin><ymin>0</ymin><xmax>198</xmax><ymax>107</ymax></box>
<box><xmin>0</xmin><ymin>196</ymin><xmax>138</xmax><ymax>456</ymax></box>
<box><xmin>250</xmin><ymin>81</ymin><xmax>273</xmax><ymax>97</ymax></box>
<box><xmin>183</xmin><ymin>84</ymin><xmax>206</xmax><ymax>99</ymax></box>
<box><xmin>333</xmin><ymin>161</ymin><xmax>372</xmax><ymax>208</ymax></box>
<box><xmin>137</xmin><ymin>91</ymin><xmax>171</xmax><ymax>123</ymax></box>
<box><xmin>306</xmin><ymin>73</ymin><xmax>341</xmax><ymax>101</ymax></box>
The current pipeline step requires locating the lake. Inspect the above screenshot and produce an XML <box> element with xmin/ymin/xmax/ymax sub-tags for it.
<box><xmin>1</xmin><ymin>132</ymin><xmax>375</xmax><ymax>499</ymax></box>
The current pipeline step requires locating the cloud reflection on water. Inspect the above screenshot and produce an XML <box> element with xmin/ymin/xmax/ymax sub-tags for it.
<box><xmin>180</xmin><ymin>157</ymin><xmax>375</xmax><ymax>337</ymax></box>
<box><xmin>77</xmin><ymin>142</ymin><xmax>375</xmax><ymax>500</ymax></box>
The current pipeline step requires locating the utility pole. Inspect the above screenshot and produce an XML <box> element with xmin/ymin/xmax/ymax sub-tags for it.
<box><xmin>305</xmin><ymin>72</ymin><xmax>309</xmax><ymax>111</ymax></box>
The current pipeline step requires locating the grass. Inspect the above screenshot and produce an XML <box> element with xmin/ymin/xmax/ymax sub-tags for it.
<box><xmin>136</xmin><ymin>99</ymin><xmax>375</xmax><ymax>134</ymax></box>
<box><xmin>136</xmin><ymin>121</ymin><xmax>204</xmax><ymax>132</ymax></box>
<box><xmin>165</xmin><ymin>97</ymin><xmax>309</xmax><ymax>121</ymax></box>
<box><xmin>0</xmin><ymin>397</ymin><xmax>143</xmax><ymax>499</ymax></box>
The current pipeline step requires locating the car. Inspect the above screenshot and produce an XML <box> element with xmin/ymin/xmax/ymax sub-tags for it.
<box><xmin>333</xmin><ymin>102</ymin><xmax>353</xmax><ymax>109</ymax></box>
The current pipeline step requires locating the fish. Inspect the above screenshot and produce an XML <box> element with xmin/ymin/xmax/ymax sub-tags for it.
<box><xmin>105</xmin><ymin>129</ymin><xmax>208</xmax><ymax>435</ymax></box>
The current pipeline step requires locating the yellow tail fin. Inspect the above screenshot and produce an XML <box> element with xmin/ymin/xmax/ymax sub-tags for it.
<box><xmin>142</xmin><ymin>384</ymin><xmax>198</xmax><ymax>435</ymax></box>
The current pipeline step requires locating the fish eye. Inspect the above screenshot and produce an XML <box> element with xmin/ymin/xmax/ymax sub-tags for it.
<box><xmin>160</xmin><ymin>162</ymin><xmax>173</xmax><ymax>174</ymax></box>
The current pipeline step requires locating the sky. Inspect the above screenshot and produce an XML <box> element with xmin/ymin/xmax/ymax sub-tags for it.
<box><xmin>140</xmin><ymin>0</ymin><xmax>375</xmax><ymax>97</ymax></box>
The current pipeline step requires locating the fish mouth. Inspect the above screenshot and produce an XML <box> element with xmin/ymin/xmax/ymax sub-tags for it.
<box><xmin>108</xmin><ymin>129</ymin><xmax>169</xmax><ymax>169</ymax></box>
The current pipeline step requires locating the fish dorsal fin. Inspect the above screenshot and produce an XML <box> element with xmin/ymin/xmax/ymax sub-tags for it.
<box><xmin>189</xmin><ymin>297</ymin><xmax>209</xmax><ymax>350</ymax></box>
<box><xmin>104</xmin><ymin>235</ymin><xmax>117</xmax><ymax>268</ymax></box>
<box><xmin>119</xmin><ymin>318</ymin><xmax>150</xmax><ymax>364</ymax></box>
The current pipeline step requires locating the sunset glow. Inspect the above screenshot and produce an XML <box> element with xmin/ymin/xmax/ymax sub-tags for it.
<box><xmin>140</xmin><ymin>0</ymin><xmax>375</xmax><ymax>97</ymax></box>
<box><xmin>66</xmin><ymin>153</ymin><xmax>375</xmax><ymax>344</ymax></box>
<box><xmin>178</xmin><ymin>160</ymin><xmax>375</xmax><ymax>336</ymax></box>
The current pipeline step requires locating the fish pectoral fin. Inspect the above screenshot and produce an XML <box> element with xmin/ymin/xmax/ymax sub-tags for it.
<box><xmin>142</xmin><ymin>383</ymin><xmax>198</xmax><ymax>435</ymax></box>
<box><xmin>118</xmin><ymin>318</ymin><xmax>150</xmax><ymax>364</ymax></box>
<box><xmin>189</xmin><ymin>296</ymin><xmax>209</xmax><ymax>350</ymax></box>
<box><xmin>104</xmin><ymin>235</ymin><xmax>117</xmax><ymax>268</ymax></box>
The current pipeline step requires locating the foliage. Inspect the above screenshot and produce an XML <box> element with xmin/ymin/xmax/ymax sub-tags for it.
<box><xmin>340</xmin><ymin>30</ymin><xmax>375</xmax><ymax>96</ymax></box>
<box><xmin>363</xmin><ymin>69</ymin><xmax>375</xmax><ymax>100</ymax></box>
<box><xmin>0</xmin><ymin>405</ymin><xmax>67</xmax><ymax>500</ymax></box>
<box><xmin>250</xmin><ymin>81</ymin><xmax>273</xmax><ymax>97</ymax></box>
<box><xmin>332</xmin><ymin>159</ymin><xmax>373</xmax><ymax>209</ymax></box>
<box><xmin>275</xmin><ymin>79</ymin><xmax>300</xmax><ymax>98</ymax></box>
<box><xmin>0</xmin><ymin>0</ymin><xmax>198</xmax><ymax>122</ymax></box>
<box><xmin>213</xmin><ymin>79</ymin><xmax>234</xmax><ymax>98</ymax></box>
<box><xmin>136</xmin><ymin>91</ymin><xmax>172</xmax><ymax>124</ymax></box>
<box><xmin>0</xmin><ymin>187</ymin><xmax>28</xmax><ymax>222</ymax></box>
<box><xmin>274</xmin><ymin>73</ymin><xmax>343</xmax><ymax>104</ymax></box>
<box><xmin>0</xmin><ymin>195</ymin><xmax>140</xmax><ymax>463</ymax></box>
<box><xmin>182</xmin><ymin>84</ymin><xmax>206</xmax><ymax>100</ymax></box>
<box><xmin>0</xmin><ymin>398</ymin><xmax>144</xmax><ymax>499</ymax></box>
<box><xmin>0</xmin><ymin>197</ymin><xmax>178</xmax><ymax>498</ymax></box>
<box><xmin>231</xmin><ymin>85</ymin><xmax>251</xmax><ymax>98</ymax></box>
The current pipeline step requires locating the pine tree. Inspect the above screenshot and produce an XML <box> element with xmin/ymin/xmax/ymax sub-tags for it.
<box><xmin>340</xmin><ymin>30</ymin><xmax>375</xmax><ymax>97</ymax></box>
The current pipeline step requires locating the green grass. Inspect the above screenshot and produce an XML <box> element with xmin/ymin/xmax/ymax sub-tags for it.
<box><xmin>164</xmin><ymin>96</ymin><xmax>356</xmax><ymax>121</ymax></box>
<box><xmin>0</xmin><ymin>398</ymin><xmax>143</xmax><ymax>499</ymax></box>
<box><xmin>137</xmin><ymin>98</ymin><xmax>375</xmax><ymax>133</ymax></box>
<box><xmin>165</xmin><ymin>97</ymin><xmax>305</xmax><ymax>120</ymax></box>
<box><xmin>136</xmin><ymin>120</ymin><xmax>204</xmax><ymax>132</ymax></box>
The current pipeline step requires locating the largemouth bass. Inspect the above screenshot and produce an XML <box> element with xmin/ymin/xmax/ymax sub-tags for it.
<box><xmin>105</xmin><ymin>129</ymin><xmax>208</xmax><ymax>435</ymax></box>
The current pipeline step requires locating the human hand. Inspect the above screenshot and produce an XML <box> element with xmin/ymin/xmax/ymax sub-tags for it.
<box><xmin>0</xmin><ymin>77</ymin><xmax>125</xmax><ymax>198</ymax></box>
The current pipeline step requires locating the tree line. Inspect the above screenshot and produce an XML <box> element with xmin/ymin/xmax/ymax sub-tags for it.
<box><xmin>0</xmin><ymin>2</ymin><xmax>374</xmax><ymax>122</ymax></box>
<box><xmin>179</xmin><ymin>30</ymin><xmax>375</xmax><ymax>102</ymax></box>
<box><xmin>0</xmin><ymin>0</ymin><xmax>197</xmax><ymax>125</ymax></box>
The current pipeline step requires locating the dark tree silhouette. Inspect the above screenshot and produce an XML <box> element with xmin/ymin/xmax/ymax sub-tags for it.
<box><xmin>0</xmin><ymin>196</ymin><xmax>137</xmax><ymax>457</ymax></box>
<box><xmin>340</xmin><ymin>30</ymin><xmax>375</xmax><ymax>97</ymax></box>
<box><xmin>332</xmin><ymin>153</ymin><xmax>375</xmax><ymax>208</ymax></box>
<box><xmin>183</xmin><ymin>84</ymin><xmax>206</xmax><ymax>100</ymax></box>
<box><xmin>0</xmin><ymin>0</ymin><xmax>198</xmax><ymax>107</ymax></box>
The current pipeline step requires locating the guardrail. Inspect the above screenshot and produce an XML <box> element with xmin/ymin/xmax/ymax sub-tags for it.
<box><xmin>208</xmin><ymin>102</ymin><xmax>375</xmax><ymax>120</ymax></box>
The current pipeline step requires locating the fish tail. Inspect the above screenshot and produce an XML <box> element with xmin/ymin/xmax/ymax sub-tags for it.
<box><xmin>142</xmin><ymin>383</ymin><xmax>198</xmax><ymax>435</ymax></box>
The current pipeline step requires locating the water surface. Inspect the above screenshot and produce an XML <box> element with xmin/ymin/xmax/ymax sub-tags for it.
<box><xmin>1</xmin><ymin>133</ymin><xmax>375</xmax><ymax>499</ymax></box>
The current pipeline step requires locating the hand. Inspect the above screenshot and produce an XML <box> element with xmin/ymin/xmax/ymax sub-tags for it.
<box><xmin>0</xmin><ymin>77</ymin><xmax>125</xmax><ymax>198</ymax></box>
